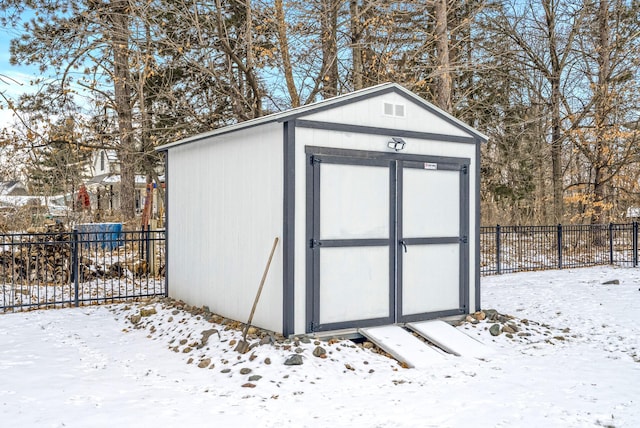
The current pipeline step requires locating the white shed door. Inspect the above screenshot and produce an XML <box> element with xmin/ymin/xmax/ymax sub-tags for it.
<box><xmin>306</xmin><ymin>150</ymin><xmax>468</xmax><ymax>333</ymax></box>
<box><xmin>398</xmin><ymin>162</ymin><xmax>464</xmax><ymax>321</ymax></box>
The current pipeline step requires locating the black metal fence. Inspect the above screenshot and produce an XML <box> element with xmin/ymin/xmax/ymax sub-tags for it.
<box><xmin>481</xmin><ymin>223</ymin><xmax>639</xmax><ymax>275</ymax></box>
<box><xmin>0</xmin><ymin>228</ymin><xmax>165</xmax><ymax>311</ymax></box>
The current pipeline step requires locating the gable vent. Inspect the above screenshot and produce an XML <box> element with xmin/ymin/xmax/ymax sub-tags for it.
<box><xmin>383</xmin><ymin>102</ymin><xmax>406</xmax><ymax>118</ymax></box>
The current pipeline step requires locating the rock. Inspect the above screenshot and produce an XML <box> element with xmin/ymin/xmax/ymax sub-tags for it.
<box><xmin>362</xmin><ymin>342</ymin><xmax>374</xmax><ymax>349</ymax></box>
<box><xmin>221</xmin><ymin>368</ymin><xmax>231</xmax><ymax>373</ymax></box>
<box><xmin>465</xmin><ymin>315</ymin><xmax>477</xmax><ymax>324</ymax></box>
<box><xmin>200</xmin><ymin>329</ymin><xmax>219</xmax><ymax>347</ymax></box>
<box><xmin>312</xmin><ymin>346</ymin><xmax>326</xmax><ymax>357</ymax></box>
<box><xmin>229</xmin><ymin>339</ymin><xmax>237</xmax><ymax>347</ymax></box>
<box><xmin>602</xmin><ymin>279</ymin><xmax>620</xmax><ymax>285</ymax></box>
<box><xmin>260</xmin><ymin>336</ymin><xmax>272</xmax><ymax>345</ymax></box>
<box><xmin>484</xmin><ymin>309</ymin><xmax>499</xmax><ymax>321</ymax></box>
<box><xmin>489</xmin><ymin>324</ymin><xmax>501</xmax><ymax>336</ymax></box>
<box><xmin>502</xmin><ymin>325</ymin><xmax>515</xmax><ymax>334</ymax></box>
<box><xmin>247</xmin><ymin>326</ymin><xmax>258</xmax><ymax>335</ymax></box>
<box><xmin>140</xmin><ymin>308</ymin><xmax>157</xmax><ymax>317</ymax></box>
<box><xmin>182</xmin><ymin>347</ymin><xmax>192</xmax><ymax>353</ymax></box>
<box><xmin>240</xmin><ymin>368</ymin><xmax>252</xmax><ymax>375</ymax></box>
<box><xmin>517</xmin><ymin>332</ymin><xmax>531</xmax><ymax>337</ymax></box>
<box><xmin>300</xmin><ymin>337</ymin><xmax>311</xmax><ymax>344</ymax></box>
<box><xmin>294</xmin><ymin>347</ymin><xmax>304</xmax><ymax>354</ymax></box>
<box><xmin>344</xmin><ymin>363</ymin><xmax>355</xmax><ymax>371</ymax></box>
<box><xmin>284</xmin><ymin>355</ymin><xmax>304</xmax><ymax>366</ymax></box>
<box><xmin>129</xmin><ymin>314</ymin><xmax>141</xmax><ymax>324</ymax></box>
<box><xmin>241</xmin><ymin>383</ymin><xmax>256</xmax><ymax>388</ymax></box>
<box><xmin>198</xmin><ymin>358</ymin><xmax>211</xmax><ymax>368</ymax></box>
<box><xmin>264</xmin><ymin>357</ymin><xmax>271</xmax><ymax>365</ymax></box>
<box><xmin>473</xmin><ymin>311</ymin><xmax>486</xmax><ymax>321</ymax></box>
<box><xmin>248</xmin><ymin>375</ymin><xmax>262</xmax><ymax>382</ymax></box>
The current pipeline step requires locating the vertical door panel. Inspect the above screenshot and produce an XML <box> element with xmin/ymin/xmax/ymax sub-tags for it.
<box><xmin>319</xmin><ymin>246</ymin><xmax>389</xmax><ymax>324</ymax></box>
<box><xmin>403</xmin><ymin>168</ymin><xmax>460</xmax><ymax>238</ymax></box>
<box><xmin>309</xmin><ymin>156</ymin><xmax>394</xmax><ymax>331</ymax></box>
<box><xmin>320</xmin><ymin>163</ymin><xmax>389</xmax><ymax>240</ymax></box>
<box><xmin>398</xmin><ymin>163</ymin><xmax>465</xmax><ymax>321</ymax></box>
<box><xmin>402</xmin><ymin>244</ymin><xmax>460</xmax><ymax>315</ymax></box>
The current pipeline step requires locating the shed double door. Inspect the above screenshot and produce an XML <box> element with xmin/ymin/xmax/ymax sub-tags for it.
<box><xmin>306</xmin><ymin>149</ymin><xmax>469</xmax><ymax>333</ymax></box>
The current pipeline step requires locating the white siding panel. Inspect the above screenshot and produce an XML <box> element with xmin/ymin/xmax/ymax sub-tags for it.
<box><xmin>302</xmin><ymin>92</ymin><xmax>471</xmax><ymax>138</ymax></box>
<box><xmin>168</xmin><ymin>122</ymin><xmax>284</xmax><ymax>333</ymax></box>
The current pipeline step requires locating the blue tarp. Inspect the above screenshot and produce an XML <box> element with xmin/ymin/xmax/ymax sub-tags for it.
<box><xmin>76</xmin><ymin>223</ymin><xmax>123</xmax><ymax>250</ymax></box>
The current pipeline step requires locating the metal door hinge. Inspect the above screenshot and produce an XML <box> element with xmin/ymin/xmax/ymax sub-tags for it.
<box><xmin>460</xmin><ymin>236</ymin><xmax>468</xmax><ymax>244</ymax></box>
<box><xmin>461</xmin><ymin>165</ymin><xmax>468</xmax><ymax>174</ymax></box>
<box><xmin>310</xmin><ymin>239</ymin><xmax>321</xmax><ymax>248</ymax></box>
<box><xmin>310</xmin><ymin>155</ymin><xmax>321</xmax><ymax>165</ymax></box>
<box><xmin>309</xmin><ymin>321</ymin><xmax>317</xmax><ymax>332</ymax></box>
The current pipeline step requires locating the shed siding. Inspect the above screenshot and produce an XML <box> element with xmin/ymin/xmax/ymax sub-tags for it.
<box><xmin>301</xmin><ymin>92</ymin><xmax>470</xmax><ymax>138</ymax></box>
<box><xmin>293</xmin><ymin>127</ymin><xmax>477</xmax><ymax>333</ymax></box>
<box><xmin>168</xmin><ymin>122</ymin><xmax>284</xmax><ymax>333</ymax></box>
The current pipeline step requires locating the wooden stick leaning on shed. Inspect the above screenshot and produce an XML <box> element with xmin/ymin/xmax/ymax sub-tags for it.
<box><xmin>235</xmin><ymin>237</ymin><xmax>279</xmax><ymax>354</ymax></box>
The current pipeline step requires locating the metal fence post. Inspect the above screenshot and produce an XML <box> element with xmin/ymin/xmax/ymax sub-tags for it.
<box><xmin>72</xmin><ymin>228</ymin><xmax>79</xmax><ymax>307</ymax></box>
<box><xmin>609</xmin><ymin>223</ymin><xmax>614</xmax><ymax>265</ymax></box>
<box><xmin>496</xmin><ymin>224</ymin><xmax>501</xmax><ymax>275</ymax></box>
<box><xmin>557</xmin><ymin>224</ymin><xmax>563</xmax><ymax>269</ymax></box>
<box><xmin>634</xmin><ymin>222</ymin><xmax>638</xmax><ymax>267</ymax></box>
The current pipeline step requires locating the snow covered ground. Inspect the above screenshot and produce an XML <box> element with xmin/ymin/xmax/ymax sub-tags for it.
<box><xmin>1</xmin><ymin>266</ymin><xmax>639</xmax><ymax>427</ymax></box>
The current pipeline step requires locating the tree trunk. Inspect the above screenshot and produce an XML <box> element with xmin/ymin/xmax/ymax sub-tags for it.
<box><xmin>275</xmin><ymin>0</ymin><xmax>300</xmax><ymax>107</ymax></box>
<box><xmin>543</xmin><ymin>0</ymin><xmax>564</xmax><ymax>223</ymax></box>
<box><xmin>350</xmin><ymin>0</ymin><xmax>363</xmax><ymax>90</ymax></box>
<box><xmin>110</xmin><ymin>0</ymin><xmax>136</xmax><ymax>221</ymax></box>
<box><xmin>320</xmin><ymin>0</ymin><xmax>339</xmax><ymax>97</ymax></box>
<box><xmin>434</xmin><ymin>0</ymin><xmax>452</xmax><ymax>112</ymax></box>
<box><xmin>591</xmin><ymin>0</ymin><xmax>611</xmax><ymax>224</ymax></box>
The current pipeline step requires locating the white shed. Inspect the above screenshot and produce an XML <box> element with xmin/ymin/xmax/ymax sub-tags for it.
<box><xmin>157</xmin><ymin>83</ymin><xmax>487</xmax><ymax>336</ymax></box>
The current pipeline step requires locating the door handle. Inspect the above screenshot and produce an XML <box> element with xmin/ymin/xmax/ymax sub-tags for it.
<box><xmin>399</xmin><ymin>240</ymin><xmax>408</xmax><ymax>253</ymax></box>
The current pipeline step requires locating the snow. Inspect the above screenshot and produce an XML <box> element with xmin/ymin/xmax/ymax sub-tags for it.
<box><xmin>1</xmin><ymin>265</ymin><xmax>639</xmax><ymax>427</ymax></box>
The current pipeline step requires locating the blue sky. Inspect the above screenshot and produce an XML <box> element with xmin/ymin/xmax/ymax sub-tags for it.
<box><xmin>0</xmin><ymin>14</ymin><xmax>42</xmax><ymax>127</ymax></box>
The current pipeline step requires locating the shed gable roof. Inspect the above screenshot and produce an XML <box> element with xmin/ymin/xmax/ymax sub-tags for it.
<box><xmin>157</xmin><ymin>82</ymin><xmax>488</xmax><ymax>151</ymax></box>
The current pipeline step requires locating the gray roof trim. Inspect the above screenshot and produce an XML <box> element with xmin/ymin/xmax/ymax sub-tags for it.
<box><xmin>296</xmin><ymin>119</ymin><xmax>477</xmax><ymax>144</ymax></box>
<box><xmin>156</xmin><ymin>82</ymin><xmax>488</xmax><ymax>152</ymax></box>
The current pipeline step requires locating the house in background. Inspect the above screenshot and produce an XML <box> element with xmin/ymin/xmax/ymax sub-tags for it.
<box><xmin>86</xmin><ymin>149</ymin><xmax>147</xmax><ymax>214</ymax></box>
<box><xmin>0</xmin><ymin>180</ymin><xmax>29</xmax><ymax>196</ymax></box>
<box><xmin>83</xmin><ymin>149</ymin><xmax>164</xmax><ymax>219</ymax></box>
<box><xmin>0</xmin><ymin>180</ymin><xmax>68</xmax><ymax>219</ymax></box>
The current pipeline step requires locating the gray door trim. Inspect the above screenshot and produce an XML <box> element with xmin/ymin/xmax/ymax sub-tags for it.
<box><xmin>306</xmin><ymin>150</ymin><xmax>396</xmax><ymax>333</ymax></box>
<box><xmin>396</xmin><ymin>160</ymin><xmax>469</xmax><ymax>323</ymax></box>
<box><xmin>305</xmin><ymin>146</ymin><xmax>470</xmax><ymax>333</ymax></box>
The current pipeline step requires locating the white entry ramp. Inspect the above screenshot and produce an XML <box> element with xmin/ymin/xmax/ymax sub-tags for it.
<box><xmin>359</xmin><ymin>325</ymin><xmax>447</xmax><ymax>368</ymax></box>
<box><xmin>407</xmin><ymin>320</ymin><xmax>494</xmax><ymax>359</ymax></box>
